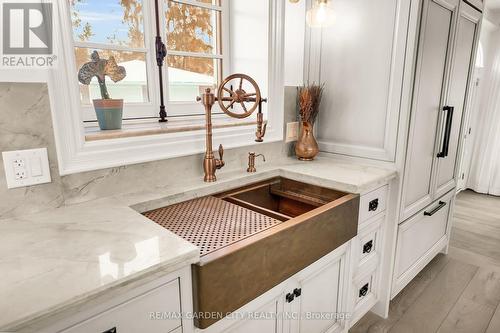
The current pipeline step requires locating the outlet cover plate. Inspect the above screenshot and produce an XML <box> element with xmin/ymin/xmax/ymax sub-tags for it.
<box><xmin>286</xmin><ymin>122</ymin><xmax>299</xmax><ymax>142</ymax></box>
<box><xmin>2</xmin><ymin>148</ymin><xmax>51</xmax><ymax>189</ymax></box>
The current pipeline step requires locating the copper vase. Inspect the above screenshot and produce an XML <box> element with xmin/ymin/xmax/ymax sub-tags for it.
<box><xmin>295</xmin><ymin>121</ymin><xmax>319</xmax><ymax>161</ymax></box>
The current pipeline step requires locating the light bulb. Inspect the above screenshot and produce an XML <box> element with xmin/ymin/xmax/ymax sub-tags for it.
<box><xmin>306</xmin><ymin>0</ymin><xmax>334</xmax><ymax>28</ymax></box>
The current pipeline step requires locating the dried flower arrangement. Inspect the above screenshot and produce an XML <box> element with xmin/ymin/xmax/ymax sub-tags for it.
<box><xmin>295</xmin><ymin>83</ymin><xmax>325</xmax><ymax>161</ymax></box>
<box><xmin>297</xmin><ymin>83</ymin><xmax>325</xmax><ymax>124</ymax></box>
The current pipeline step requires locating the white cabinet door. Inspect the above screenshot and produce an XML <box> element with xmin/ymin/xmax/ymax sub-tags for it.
<box><xmin>289</xmin><ymin>254</ymin><xmax>345</xmax><ymax>333</ymax></box>
<box><xmin>223</xmin><ymin>296</ymin><xmax>280</xmax><ymax>333</ymax></box>
<box><xmin>434</xmin><ymin>2</ymin><xmax>481</xmax><ymax>198</ymax></box>
<box><xmin>401</xmin><ymin>0</ymin><xmax>459</xmax><ymax>220</ymax></box>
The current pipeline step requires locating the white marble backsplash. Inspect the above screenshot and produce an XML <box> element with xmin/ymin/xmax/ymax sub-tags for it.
<box><xmin>0</xmin><ymin>83</ymin><xmax>65</xmax><ymax>218</ymax></box>
<box><xmin>0</xmin><ymin>83</ymin><xmax>298</xmax><ymax>219</ymax></box>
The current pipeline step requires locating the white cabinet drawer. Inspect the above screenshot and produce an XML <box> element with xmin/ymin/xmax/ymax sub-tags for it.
<box><xmin>61</xmin><ymin>279</ymin><xmax>182</xmax><ymax>333</ymax></box>
<box><xmin>350</xmin><ymin>267</ymin><xmax>379</xmax><ymax>325</ymax></box>
<box><xmin>354</xmin><ymin>271</ymin><xmax>376</xmax><ymax>308</ymax></box>
<box><xmin>357</xmin><ymin>218</ymin><xmax>383</xmax><ymax>270</ymax></box>
<box><xmin>359</xmin><ymin>186</ymin><xmax>388</xmax><ymax>224</ymax></box>
<box><xmin>395</xmin><ymin>193</ymin><xmax>453</xmax><ymax>279</ymax></box>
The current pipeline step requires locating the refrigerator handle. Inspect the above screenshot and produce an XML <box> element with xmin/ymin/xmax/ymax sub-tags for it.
<box><xmin>437</xmin><ymin>106</ymin><xmax>454</xmax><ymax>158</ymax></box>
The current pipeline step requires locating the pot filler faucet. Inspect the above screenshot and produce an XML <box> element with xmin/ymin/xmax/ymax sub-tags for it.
<box><xmin>197</xmin><ymin>73</ymin><xmax>268</xmax><ymax>182</ymax></box>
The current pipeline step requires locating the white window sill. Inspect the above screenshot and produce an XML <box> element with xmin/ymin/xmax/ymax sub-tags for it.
<box><xmin>84</xmin><ymin>117</ymin><xmax>262</xmax><ymax>142</ymax></box>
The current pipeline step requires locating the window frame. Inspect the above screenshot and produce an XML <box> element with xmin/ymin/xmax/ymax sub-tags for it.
<box><xmin>48</xmin><ymin>0</ymin><xmax>285</xmax><ymax>175</ymax></box>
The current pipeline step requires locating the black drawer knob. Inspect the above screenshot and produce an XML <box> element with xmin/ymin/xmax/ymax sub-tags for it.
<box><xmin>293</xmin><ymin>288</ymin><xmax>302</xmax><ymax>297</ymax></box>
<box><xmin>363</xmin><ymin>240</ymin><xmax>373</xmax><ymax>254</ymax></box>
<box><xmin>102</xmin><ymin>328</ymin><xmax>116</xmax><ymax>333</ymax></box>
<box><xmin>369</xmin><ymin>198</ymin><xmax>379</xmax><ymax>212</ymax></box>
<box><xmin>359</xmin><ymin>283</ymin><xmax>369</xmax><ymax>298</ymax></box>
<box><xmin>286</xmin><ymin>292</ymin><xmax>295</xmax><ymax>303</ymax></box>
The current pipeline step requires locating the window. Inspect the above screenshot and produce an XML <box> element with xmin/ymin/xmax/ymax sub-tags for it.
<box><xmin>69</xmin><ymin>0</ymin><xmax>228</xmax><ymax>121</ymax></box>
<box><xmin>165</xmin><ymin>0</ymin><xmax>224</xmax><ymax>110</ymax></box>
<box><xmin>49</xmin><ymin>0</ymin><xmax>283</xmax><ymax>175</ymax></box>
<box><xmin>70</xmin><ymin>0</ymin><xmax>157</xmax><ymax>121</ymax></box>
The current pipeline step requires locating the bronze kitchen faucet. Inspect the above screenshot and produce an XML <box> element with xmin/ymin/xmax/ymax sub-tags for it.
<box><xmin>197</xmin><ymin>73</ymin><xmax>267</xmax><ymax>182</ymax></box>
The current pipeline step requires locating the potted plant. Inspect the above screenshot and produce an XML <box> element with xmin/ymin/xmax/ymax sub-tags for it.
<box><xmin>295</xmin><ymin>83</ymin><xmax>324</xmax><ymax>161</ymax></box>
<box><xmin>78</xmin><ymin>51</ymin><xmax>126</xmax><ymax>130</ymax></box>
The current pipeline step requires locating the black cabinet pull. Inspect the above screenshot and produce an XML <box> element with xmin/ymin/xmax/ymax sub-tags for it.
<box><xmin>359</xmin><ymin>283</ymin><xmax>369</xmax><ymax>298</ymax></box>
<box><xmin>437</xmin><ymin>106</ymin><xmax>454</xmax><ymax>158</ymax></box>
<box><xmin>363</xmin><ymin>240</ymin><xmax>373</xmax><ymax>254</ymax></box>
<box><xmin>369</xmin><ymin>198</ymin><xmax>379</xmax><ymax>212</ymax></box>
<box><xmin>102</xmin><ymin>328</ymin><xmax>116</xmax><ymax>333</ymax></box>
<box><xmin>424</xmin><ymin>201</ymin><xmax>446</xmax><ymax>216</ymax></box>
<box><xmin>293</xmin><ymin>288</ymin><xmax>302</xmax><ymax>298</ymax></box>
<box><xmin>286</xmin><ymin>292</ymin><xmax>295</xmax><ymax>303</ymax></box>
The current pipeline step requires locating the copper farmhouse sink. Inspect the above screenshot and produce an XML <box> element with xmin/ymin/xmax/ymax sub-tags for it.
<box><xmin>143</xmin><ymin>177</ymin><xmax>359</xmax><ymax>329</ymax></box>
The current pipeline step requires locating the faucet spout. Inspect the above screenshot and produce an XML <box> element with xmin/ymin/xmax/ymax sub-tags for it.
<box><xmin>200</xmin><ymin>88</ymin><xmax>223</xmax><ymax>182</ymax></box>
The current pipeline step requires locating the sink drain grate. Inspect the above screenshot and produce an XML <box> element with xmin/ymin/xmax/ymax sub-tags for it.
<box><xmin>143</xmin><ymin>196</ymin><xmax>282</xmax><ymax>256</ymax></box>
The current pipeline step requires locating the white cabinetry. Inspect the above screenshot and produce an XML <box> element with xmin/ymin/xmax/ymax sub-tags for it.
<box><xmin>220</xmin><ymin>295</ymin><xmax>282</xmax><ymax>333</ymax></box>
<box><xmin>39</xmin><ymin>267</ymin><xmax>194</xmax><ymax>333</ymax></box>
<box><xmin>311</xmin><ymin>0</ymin><xmax>412</xmax><ymax>161</ymax></box>
<box><xmin>60</xmin><ymin>280</ymin><xmax>181</xmax><ymax>333</ymax></box>
<box><xmin>288</xmin><ymin>255</ymin><xmax>344</xmax><ymax>333</ymax></box>
<box><xmin>435</xmin><ymin>2</ymin><xmax>482</xmax><ymax>199</ymax></box>
<box><xmin>203</xmin><ymin>244</ymin><xmax>350</xmax><ymax>333</ymax></box>
<box><xmin>401</xmin><ymin>0</ymin><xmax>460</xmax><ymax>219</ymax></box>
<box><xmin>393</xmin><ymin>190</ymin><xmax>455</xmax><ymax>295</ymax></box>
<box><xmin>465</xmin><ymin>0</ymin><xmax>483</xmax><ymax>11</ymax></box>
<box><xmin>348</xmin><ymin>186</ymin><xmax>387</xmax><ymax>326</ymax></box>
<box><xmin>395</xmin><ymin>0</ymin><xmax>481</xmax><ymax>295</ymax></box>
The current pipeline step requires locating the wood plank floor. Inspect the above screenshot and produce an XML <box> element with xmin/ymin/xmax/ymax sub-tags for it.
<box><xmin>350</xmin><ymin>190</ymin><xmax>500</xmax><ymax>333</ymax></box>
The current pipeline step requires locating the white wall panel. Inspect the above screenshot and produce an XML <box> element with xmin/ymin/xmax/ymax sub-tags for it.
<box><xmin>310</xmin><ymin>0</ymin><xmax>412</xmax><ymax>161</ymax></box>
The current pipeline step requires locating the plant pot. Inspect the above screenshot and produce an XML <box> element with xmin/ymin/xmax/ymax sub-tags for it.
<box><xmin>295</xmin><ymin>121</ymin><xmax>319</xmax><ymax>161</ymax></box>
<box><xmin>93</xmin><ymin>99</ymin><xmax>123</xmax><ymax>130</ymax></box>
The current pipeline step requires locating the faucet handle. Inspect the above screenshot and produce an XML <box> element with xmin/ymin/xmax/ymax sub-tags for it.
<box><xmin>218</xmin><ymin>144</ymin><xmax>224</xmax><ymax>161</ymax></box>
<box><xmin>216</xmin><ymin>144</ymin><xmax>225</xmax><ymax>170</ymax></box>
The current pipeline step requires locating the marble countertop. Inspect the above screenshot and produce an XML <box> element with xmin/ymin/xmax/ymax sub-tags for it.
<box><xmin>0</xmin><ymin>156</ymin><xmax>396</xmax><ymax>331</ymax></box>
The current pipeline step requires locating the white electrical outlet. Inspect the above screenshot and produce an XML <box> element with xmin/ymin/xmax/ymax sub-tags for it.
<box><xmin>2</xmin><ymin>148</ymin><xmax>51</xmax><ymax>189</ymax></box>
<box><xmin>286</xmin><ymin>122</ymin><xmax>299</xmax><ymax>142</ymax></box>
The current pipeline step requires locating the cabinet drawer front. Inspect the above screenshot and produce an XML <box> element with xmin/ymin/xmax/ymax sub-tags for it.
<box><xmin>352</xmin><ymin>267</ymin><xmax>379</xmax><ymax>316</ymax></box>
<box><xmin>359</xmin><ymin>185</ymin><xmax>387</xmax><ymax>223</ymax></box>
<box><xmin>396</xmin><ymin>195</ymin><xmax>452</xmax><ymax>278</ymax></box>
<box><xmin>61</xmin><ymin>279</ymin><xmax>181</xmax><ymax>333</ymax></box>
<box><xmin>357</xmin><ymin>218</ymin><xmax>383</xmax><ymax>270</ymax></box>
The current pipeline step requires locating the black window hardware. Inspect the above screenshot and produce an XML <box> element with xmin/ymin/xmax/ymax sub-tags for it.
<box><xmin>368</xmin><ymin>198</ymin><xmax>379</xmax><ymax>212</ymax></box>
<box><xmin>102</xmin><ymin>328</ymin><xmax>116</xmax><ymax>333</ymax></box>
<box><xmin>424</xmin><ymin>201</ymin><xmax>447</xmax><ymax>216</ymax></box>
<box><xmin>363</xmin><ymin>240</ymin><xmax>374</xmax><ymax>254</ymax></box>
<box><xmin>437</xmin><ymin>106</ymin><xmax>454</xmax><ymax>158</ymax></box>
<box><xmin>359</xmin><ymin>283</ymin><xmax>369</xmax><ymax>298</ymax></box>
<box><xmin>154</xmin><ymin>0</ymin><xmax>167</xmax><ymax>123</ymax></box>
<box><xmin>293</xmin><ymin>288</ymin><xmax>302</xmax><ymax>298</ymax></box>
